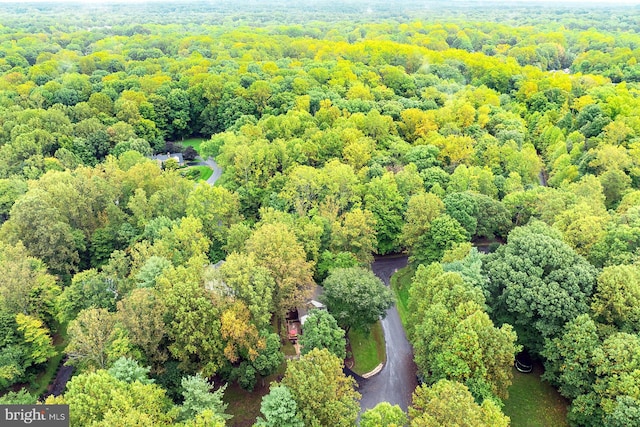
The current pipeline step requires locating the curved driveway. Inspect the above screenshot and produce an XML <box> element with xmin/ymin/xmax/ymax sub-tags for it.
<box><xmin>204</xmin><ymin>157</ymin><xmax>223</xmax><ymax>185</ymax></box>
<box><xmin>358</xmin><ymin>255</ymin><xmax>418</xmax><ymax>413</ymax></box>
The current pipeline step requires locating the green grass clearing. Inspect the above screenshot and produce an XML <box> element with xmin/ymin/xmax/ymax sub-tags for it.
<box><xmin>348</xmin><ymin>321</ymin><xmax>385</xmax><ymax>376</ymax></box>
<box><xmin>390</xmin><ymin>265</ymin><xmax>414</xmax><ymax>328</ymax></box>
<box><xmin>503</xmin><ymin>366</ymin><xmax>569</xmax><ymax>427</ymax></box>
<box><xmin>192</xmin><ymin>165</ymin><xmax>213</xmax><ymax>181</ymax></box>
<box><xmin>177</xmin><ymin>137</ymin><xmax>206</xmax><ymax>152</ymax></box>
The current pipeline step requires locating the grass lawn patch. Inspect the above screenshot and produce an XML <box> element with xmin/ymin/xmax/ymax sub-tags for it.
<box><xmin>390</xmin><ymin>265</ymin><xmax>414</xmax><ymax>328</ymax></box>
<box><xmin>503</xmin><ymin>365</ymin><xmax>569</xmax><ymax>427</ymax></box>
<box><xmin>192</xmin><ymin>165</ymin><xmax>213</xmax><ymax>181</ymax></box>
<box><xmin>347</xmin><ymin>321</ymin><xmax>385</xmax><ymax>376</ymax></box>
<box><xmin>177</xmin><ymin>137</ymin><xmax>206</xmax><ymax>153</ymax></box>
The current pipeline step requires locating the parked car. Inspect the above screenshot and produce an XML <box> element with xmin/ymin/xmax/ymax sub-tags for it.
<box><xmin>514</xmin><ymin>350</ymin><xmax>533</xmax><ymax>373</ymax></box>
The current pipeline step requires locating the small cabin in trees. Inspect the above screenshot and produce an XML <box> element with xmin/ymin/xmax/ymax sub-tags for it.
<box><xmin>286</xmin><ymin>286</ymin><xmax>326</xmax><ymax>342</ymax></box>
<box><xmin>151</xmin><ymin>152</ymin><xmax>184</xmax><ymax>166</ymax></box>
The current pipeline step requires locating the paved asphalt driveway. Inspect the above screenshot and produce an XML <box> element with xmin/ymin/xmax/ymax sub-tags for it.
<box><xmin>357</xmin><ymin>255</ymin><xmax>418</xmax><ymax>413</ymax></box>
<box><xmin>204</xmin><ymin>157</ymin><xmax>222</xmax><ymax>185</ymax></box>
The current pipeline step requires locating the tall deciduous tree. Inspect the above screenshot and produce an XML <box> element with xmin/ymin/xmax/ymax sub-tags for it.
<box><xmin>482</xmin><ymin>221</ymin><xmax>597</xmax><ymax>354</ymax></box>
<box><xmin>591</xmin><ymin>265</ymin><xmax>640</xmax><ymax>332</ymax></box>
<box><xmin>157</xmin><ymin>258</ymin><xmax>224</xmax><ymax>376</ymax></box>
<box><xmin>151</xmin><ymin>216</ymin><xmax>211</xmax><ymax>267</ymax></box>
<box><xmin>186</xmin><ymin>183</ymin><xmax>242</xmax><ymax>259</ymax></box>
<box><xmin>412</xmin><ymin>214</ymin><xmax>468</xmax><ymax>266</ymax></box>
<box><xmin>254</xmin><ymin>385</ymin><xmax>304</xmax><ymax>427</ymax></box>
<box><xmin>245</xmin><ymin>222</ymin><xmax>315</xmax><ymax>330</ymax></box>
<box><xmin>1</xmin><ymin>189</ymin><xmax>80</xmax><ymax>274</ymax></box>
<box><xmin>409</xmin><ymin>380</ymin><xmax>509</xmax><ymax>427</ymax></box>
<box><xmin>330</xmin><ymin>209</ymin><xmax>377</xmax><ymax>265</ymax></box>
<box><xmin>408</xmin><ymin>265</ymin><xmax>517</xmax><ymax>401</ymax></box>
<box><xmin>66</xmin><ymin>307</ymin><xmax>116</xmax><ymax>370</ymax></box>
<box><xmin>364</xmin><ymin>172</ymin><xmax>405</xmax><ymax>254</ymax></box>
<box><xmin>116</xmin><ymin>288</ymin><xmax>167</xmax><ymax>366</ymax></box>
<box><xmin>15</xmin><ymin>313</ymin><xmax>56</xmax><ymax>365</ymax></box>
<box><xmin>402</xmin><ymin>192</ymin><xmax>444</xmax><ymax>260</ymax></box>
<box><xmin>542</xmin><ymin>314</ymin><xmax>599</xmax><ymax>400</ymax></box>
<box><xmin>56</xmin><ymin>268</ymin><xmax>117</xmax><ymax>324</ymax></box>
<box><xmin>51</xmin><ymin>370</ymin><xmax>178</xmax><ymax>426</ymax></box>
<box><xmin>216</xmin><ymin>252</ymin><xmax>274</xmax><ymax>329</ymax></box>
<box><xmin>298</xmin><ymin>310</ymin><xmax>346</xmax><ymax>359</ymax></box>
<box><xmin>180</xmin><ymin>374</ymin><xmax>230</xmax><ymax>422</ymax></box>
<box><xmin>360</xmin><ymin>402</ymin><xmax>407</xmax><ymax>427</ymax></box>
<box><xmin>0</xmin><ymin>242</ymin><xmax>59</xmax><ymax>321</ymax></box>
<box><xmin>322</xmin><ymin>267</ymin><xmax>394</xmax><ymax>333</ymax></box>
<box><xmin>282</xmin><ymin>348</ymin><xmax>360</xmax><ymax>427</ymax></box>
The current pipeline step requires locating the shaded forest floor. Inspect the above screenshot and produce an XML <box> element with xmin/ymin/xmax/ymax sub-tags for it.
<box><xmin>223</xmin><ymin>362</ymin><xmax>287</xmax><ymax>427</ymax></box>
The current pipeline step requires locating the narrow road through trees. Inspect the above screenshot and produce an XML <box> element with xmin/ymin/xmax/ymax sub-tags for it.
<box><xmin>357</xmin><ymin>255</ymin><xmax>418</xmax><ymax>413</ymax></box>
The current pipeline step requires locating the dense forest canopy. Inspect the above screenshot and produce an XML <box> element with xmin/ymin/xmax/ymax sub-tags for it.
<box><xmin>1</xmin><ymin>1</ymin><xmax>640</xmax><ymax>426</ymax></box>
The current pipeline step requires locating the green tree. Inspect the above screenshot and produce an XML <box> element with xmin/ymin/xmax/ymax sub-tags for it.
<box><xmin>180</xmin><ymin>373</ymin><xmax>230</xmax><ymax>422</ymax></box>
<box><xmin>1</xmin><ymin>189</ymin><xmax>80</xmax><ymax>274</ymax></box>
<box><xmin>360</xmin><ymin>402</ymin><xmax>408</xmax><ymax>427</ymax></box>
<box><xmin>56</xmin><ymin>269</ymin><xmax>116</xmax><ymax>324</ymax></box>
<box><xmin>322</xmin><ymin>267</ymin><xmax>394</xmax><ymax>333</ymax></box>
<box><xmin>251</xmin><ymin>331</ymin><xmax>284</xmax><ymax>378</ymax></box>
<box><xmin>186</xmin><ymin>184</ymin><xmax>242</xmax><ymax>259</ymax></box>
<box><xmin>66</xmin><ymin>307</ymin><xmax>116</xmax><ymax>370</ymax></box>
<box><xmin>282</xmin><ymin>348</ymin><xmax>360</xmax><ymax>427</ymax></box>
<box><xmin>151</xmin><ymin>216</ymin><xmax>211</xmax><ymax>267</ymax></box>
<box><xmin>591</xmin><ymin>265</ymin><xmax>640</xmax><ymax>332</ymax></box>
<box><xmin>315</xmin><ymin>251</ymin><xmax>359</xmax><ymax>282</ymax></box>
<box><xmin>108</xmin><ymin>356</ymin><xmax>153</xmax><ymax>384</ymax></box>
<box><xmin>408</xmin><ymin>380</ymin><xmax>509</xmax><ymax>427</ymax></box>
<box><xmin>0</xmin><ymin>177</ymin><xmax>27</xmax><ymax>223</ymax></box>
<box><xmin>298</xmin><ymin>310</ymin><xmax>346</xmax><ymax>359</ymax></box>
<box><xmin>254</xmin><ymin>385</ymin><xmax>304</xmax><ymax>427</ymax></box>
<box><xmin>245</xmin><ymin>223</ymin><xmax>315</xmax><ymax>331</ymax></box>
<box><xmin>116</xmin><ymin>288</ymin><xmax>167</xmax><ymax>366</ymax></box>
<box><xmin>482</xmin><ymin>221</ymin><xmax>597</xmax><ymax>354</ymax></box>
<box><xmin>591</xmin><ymin>333</ymin><xmax>640</xmax><ymax>420</ymax></box>
<box><xmin>412</xmin><ymin>214</ymin><xmax>467</xmax><ymax>266</ymax></box>
<box><xmin>0</xmin><ymin>242</ymin><xmax>59</xmax><ymax>321</ymax></box>
<box><xmin>444</xmin><ymin>192</ymin><xmax>478</xmax><ymax>238</ymax></box>
<box><xmin>402</xmin><ymin>192</ymin><xmax>445</xmax><ymax>259</ymax></box>
<box><xmin>599</xmin><ymin>168</ymin><xmax>631</xmax><ymax>209</ymax></box>
<box><xmin>54</xmin><ymin>369</ymin><xmax>178</xmax><ymax>426</ymax></box>
<box><xmin>472</xmin><ymin>193</ymin><xmax>512</xmax><ymax>239</ymax></box>
<box><xmin>0</xmin><ymin>389</ymin><xmax>37</xmax><ymax>405</ymax></box>
<box><xmin>15</xmin><ymin>313</ymin><xmax>56</xmax><ymax>365</ymax></box>
<box><xmin>542</xmin><ymin>314</ymin><xmax>599</xmax><ymax>400</ymax></box>
<box><xmin>408</xmin><ymin>266</ymin><xmax>517</xmax><ymax>401</ymax></box>
<box><xmin>216</xmin><ymin>252</ymin><xmax>274</xmax><ymax>329</ymax></box>
<box><xmin>134</xmin><ymin>256</ymin><xmax>172</xmax><ymax>289</ymax></box>
<box><xmin>157</xmin><ymin>259</ymin><xmax>224</xmax><ymax>376</ymax></box>
<box><xmin>330</xmin><ymin>209</ymin><xmax>378</xmax><ymax>265</ymax></box>
<box><xmin>364</xmin><ymin>172</ymin><xmax>405</xmax><ymax>254</ymax></box>
<box><xmin>604</xmin><ymin>396</ymin><xmax>640</xmax><ymax>427</ymax></box>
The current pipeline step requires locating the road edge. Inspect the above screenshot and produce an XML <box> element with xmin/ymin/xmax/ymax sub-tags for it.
<box><xmin>361</xmin><ymin>362</ymin><xmax>385</xmax><ymax>378</ymax></box>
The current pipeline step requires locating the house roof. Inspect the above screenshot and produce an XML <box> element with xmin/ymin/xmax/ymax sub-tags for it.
<box><xmin>297</xmin><ymin>286</ymin><xmax>326</xmax><ymax>320</ymax></box>
<box><xmin>151</xmin><ymin>152</ymin><xmax>184</xmax><ymax>164</ymax></box>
